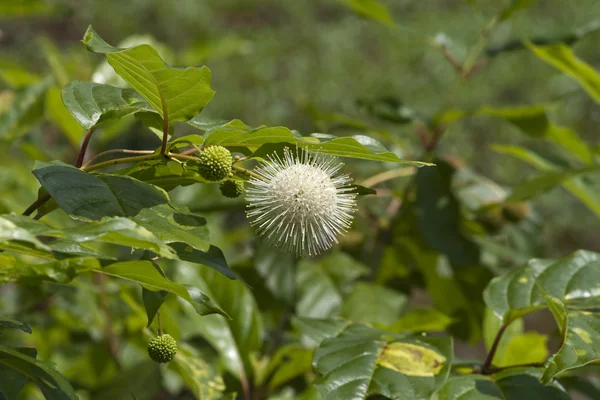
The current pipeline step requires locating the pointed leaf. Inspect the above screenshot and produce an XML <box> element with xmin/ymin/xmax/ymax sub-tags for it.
<box><xmin>190</xmin><ymin>118</ymin><xmax>430</xmax><ymax>164</ymax></box>
<box><xmin>97</xmin><ymin>261</ymin><xmax>228</xmax><ymax>318</ymax></box>
<box><xmin>0</xmin><ymin>317</ymin><xmax>32</xmax><ymax>334</ymax></box>
<box><xmin>82</xmin><ymin>26</ymin><xmax>214</xmax><ymax>123</ymax></box>
<box><xmin>61</xmin><ymin>81</ymin><xmax>154</xmax><ymax>129</ymax></box>
<box><xmin>312</xmin><ymin>322</ymin><xmax>452</xmax><ymax>400</ymax></box>
<box><xmin>527</xmin><ymin>42</ymin><xmax>600</xmax><ymax>103</ymax></box>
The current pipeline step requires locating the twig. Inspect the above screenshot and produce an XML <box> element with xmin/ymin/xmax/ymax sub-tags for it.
<box><xmin>481</xmin><ymin>323</ymin><xmax>508</xmax><ymax>374</ymax></box>
<box><xmin>157</xmin><ymin>311</ymin><xmax>163</xmax><ymax>335</ymax></box>
<box><xmin>82</xmin><ymin>149</ymin><xmax>155</xmax><ymax>169</ymax></box>
<box><xmin>360</xmin><ymin>167</ymin><xmax>415</xmax><ymax>188</ymax></box>
<box><xmin>233</xmin><ymin>164</ymin><xmax>262</xmax><ymax>179</ymax></box>
<box><xmin>82</xmin><ymin>153</ymin><xmax>159</xmax><ymax>173</ymax></box>
<box><xmin>22</xmin><ymin>194</ymin><xmax>51</xmax><ymax>216</ymax></box>
<box><xmin>76</xmin><ymin>128</ymin><xmax>96</xmax><ymax>168</ymax></box>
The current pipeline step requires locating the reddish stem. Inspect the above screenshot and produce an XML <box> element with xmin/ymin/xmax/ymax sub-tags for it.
<box><xmin>76</xmin><ymin>128</ymin><xmax>96</xmax><ymax>168</ymax></box>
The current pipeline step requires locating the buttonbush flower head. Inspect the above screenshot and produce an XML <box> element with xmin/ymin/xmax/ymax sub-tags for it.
<box><xmin>246</xmin><ymin>148</ymin><xmax>357</xmax><ymax>256</ymax></box>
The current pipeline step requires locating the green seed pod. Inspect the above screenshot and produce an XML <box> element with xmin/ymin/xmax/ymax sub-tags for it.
<box><xmin>220</xmin><ymin>180</ymin><xmax>244</xmax><ymax>198</ymax></box>
<box><xmin>198</xmin><ymin>146</ymin><xmax>233</xmax><ymax>181</ymax></box>
<box><xmin>148</xmin><ymin>334</ymin><xmax>177</xmax><ymax>363</ymax></box>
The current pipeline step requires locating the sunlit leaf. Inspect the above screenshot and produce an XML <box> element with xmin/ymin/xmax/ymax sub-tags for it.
<box><xmin>341</xmin><ymin>0</ymin><xmax>395</xmax><ymax>26</ymax></box>
<box><xmin>82</xmin><ymin>26</ymin><xmax>214</xmax><ymax>124</ymax></box>
<box><xmin>527</xmin><ymin>42</ymin><xmax>600</xmax><ymax>103</ymax></box>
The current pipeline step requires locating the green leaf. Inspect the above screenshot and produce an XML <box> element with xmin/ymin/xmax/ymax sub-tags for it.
<box><xmin>493</xmin><ymin>369</ymin><xmax>570</xmax><ymax>399</ymax></box>
<box><xmin>292</xmin><ymin>316</ymin><xmax>352</xmax><ymax>348</ymax></box>
<box><xmin>0</xmin><ymin>78</ymin><xmax>50</xmax><ymax>141</ymax></box>
<box><xmin>340</xmin><ymin>282</ymin><xmax>407</xmax><ymax>325</ymax></box>
<box><xmin>254</xmin><ymin>242</ymin><xmax>296</xmax><ymax>305</ymax></box>
<box><xmin>381</xmin><ymin>308</ymin><xmax>454</xmax><ymax>333</ymax></box>
<box><xmin>499</xmin><ymin>0</ymin><xmax>537</xmax><ymax>21</ymax></box>
<box><xmin>176</xmin><ymin>264</ymin><xmax>263</xmax><ymax>382</ymax></box>
<box><xmin>436</xmin><ymin>375</ymin><xmax>504</xmax><ymax>400</ymax></box>
<box><xmin>170</xmin><ymin>345</ymin><xmax>226</xmax><ymax>400</ymax></box>
<box><xmin>46</xmin><ymin>86</ymin><xmax>84</xmax><ymax>147</ymax></box>
<box><xmin>341</xmin><ymin>0</ymin><xmax>395</xmax><ymax>27</ymax></box>
<box><xmin>493</xmin><ymin>145</ymin><xmax>600</xmax><ymax>217</ymax></box>
<box><xmin>0</xmin><ymin>317</ymin><xmax>32</xmax><ymax>334</ymax></box>
<box><xmin>262</xmin><ymin>344</ymin><xmax>313</xmax><ymax>389</ymax></box>
<box><xmin>415</xmin><ymin>160</ymin><xmax>480</xmax><ymax>267</ymax></box>
<box><xmin>483</xmin><ymin>250</ymin><xmax>600</xmax><ymax>323</ymax></box>
<box><xmin>0</xmin><ymin>344</ymin><xmax>77</xmax><ymax>400</ymax></box>
<box><xmin>506</xmin><ymin>166</ymin><xmax>600</xmax><ymax>202</ymax></box>
<box><xmin>61</xmin><ymin>81</ymin><xmax>154</xmax><ymax>130</ymax></box>
<box><xmin>495</xmin><ymin>332</ymin><xmax>549</xmax><ymax>367</ymax></box>
<box><xmin>541</xmin><ymin>294</ymin><xmax>600</xmax><ymax>383</ymax></box>
<box><xmin>0</xmin><ymin>255</ymin><xmax>100</xmax><ymax>284</ymax></box>
<box><xmin>1</xmin><ymin>213</ymin><xmax>176</xmax><ymax>259</ymax></box>
<box><xmin>32</xmin><ymin>162</ymin><xmax>210</xmax><ymax>251</ymax></box>
<box><xmin>296</xmin><ymin>253</ymin><xmax>369</xmax><ymax>318</ymax></box>
<box><xmin>527</xmin><ymin>42</ymin><xmax>600</xmax><ymax>103</ymax></box>
<box><xmin>170</xmin><ymin>243</ymin><xmax>237</xmax><ymax>280</ymax></box>
<box><xmin>436</xmin><ymin>372</ymin><xmax>570</xmax><ymax>400</ymax></box>
<box><xmin>438</xmin><ymin>106</ymin><xmax>591</xmax><ymax>164</ymax></box>
<box><xmin>142</xmin><ymin>287</ymin><xmax>167</xmax><ymax>327</ymax></box>
<box><xmin>97</xmin><ymin>261</ymin><xmax>228</xmax><ymax>318</ymax></box>
<box><xmin>560</xmin><ymin>376</ymin><xmax>600</xmax><ymax>399</ymax></box>
<box><xmin>312</xmin><ymin>322</ymin><xmax>452</xmax><ymax>400</ymax></box>
<box><xmin>191</xmin><ymin>118</ymin><xmax>430</xmax><ymax>164</ymax></box>
<box><xmin>82</xmin><ymin>26</ymin><xmax>215</xmax><ymax>124</ymax></box>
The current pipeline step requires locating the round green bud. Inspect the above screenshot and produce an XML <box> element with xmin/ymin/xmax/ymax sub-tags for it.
<box><xmin>148</xmin><ymin>334</ymin><xmax>177</xmax><ymax>363</ymax></box>
<box><xmin>220</xmin><ymin>180</ymin><xmax>244</xmax><ymax>198</ymax></box>
<box><xmin>198</xmin><ymin>146</ymin><xmax>233</xmax><ymax>182</ymax></box>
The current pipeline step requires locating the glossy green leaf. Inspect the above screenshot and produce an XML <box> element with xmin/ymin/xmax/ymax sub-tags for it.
<box><xmin>341</xmin><ymin>0</ymin><xmax>395</xmax><ymax>26</ymax></box>
<box><xmin>483</xmin><ymin>250</ymin><xmax>600</xmax><ymax>323</ymax></box>
<box><xmin>527</xmin><ymin>42</ymin><xmax>600</xmax><ymax>103</ymax></box>
<box><xmin>0</xmin><ymin>254</ymin><xmax>100</xmax><ymax>284</ymax></box>
<box><xmin>435</xmin><ymin>375</ymin><xmax>504</xmax><ymax>400</ymax></box>
<box><xmin>82</xmin><ymin>26</ymin><xmax>215</xmax><ymax>123</ymax></box>
<box><xmin>0</xmin><ymin>317</ymin><xmax>32</xmax><ymax>334</ymax></box>
<box><xmin>415</xmin><ymin>160</ymin><xmax>480</xmax><ymax>267</ymax></box>
<box><xmin>292</xmin><ymin>316</ymin><xmax>352</xmax><ymax>348</ymax></box>
<box><xmin>0</xmin><ymin>78</ymin><xmax>50</xmax><ymax>141</ymax></box>
<box><xmin>499</xmin><ymin>0</ymin><xmax>537</xmax><ymax>21</ymax></box>
<box><xmin>493</xmin><ymin>369</ymin><xmax>570</xmax><ymax>399</ymax></box>
<box><xmin>436</xmin><ymin>372</ymin><xmax>570</xmax><ymax>400</ymax></box>
<box><xmin>32</xmin><ymin>162</ymin><xmax>210</xmax><ymax>251</ymax></box>
<box><xmin>0</xmin><ymin>344</ymin><xmax>77</xmax><ymax>400</ymax></box>
<box><xmin>191</xmin><ymin>118</ymin><xmax>430</xmax><ymax>164</ymax></box>
<box><xmin>116</xmin><ymin>159</ymin><xmax>208</xmax><ymax>191</ymax></box>
<box><xmin>1</xmin><ymin>213</ymin><xmax>175</xmax><ymax>258</ymax></box>
<box><xmin>97</xmin><ymin>261</ymin><xmax>228</xmax><ymax>318</ymax></box>
<box><xmin>493</xmin><ymin>145</ymin><xmax>600</xmax><ymax>217</ymax></box>
<box><xmin>61</xmin><ymin>81</ymin><xmax>154</xmax><ymax>129</ymax></box>
<box><xmin>176</xmin><ymin>263</ymin><xmax>263</xmax><ymax>382</ymax></box>
<box><xmin>340</xmin><ymin>282</ymin><xmax>407</xmax><ymax>325</ymax></box>
<box><xmin>170</xmin><ymin>243</ymin><xmax>237</xmax><ymax>280</ymax></box>
<box><xmin>142</xmin><ymin>287</ymin><xmax>167</xmax><ymax>327</ymax></box>
<box><xmin>254</xmin><ymin>242</ymin><xmax>296</xmax><ymax>305</ymax></box>
<box><xmin>541</xmin><ymin>293</ymin><xmax>600</xmax><ymax>383</ymax></box>
<box><xmin>170</xmin><ymin>344</ymin><xmax>226</xmax><ymax>400</ymax></box>
<box><xmin>312</xmin><ymin>322</ymin><xmax>452</xmax><ymax>400</ymax></box>
<box><xmin>560</xmin><ymin>376</ymin><xmax>600</xmax><ymax>399</ymax></box>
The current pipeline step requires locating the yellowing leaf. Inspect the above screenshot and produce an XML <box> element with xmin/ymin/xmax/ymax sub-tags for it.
<box><xmin>377</xmin><ymin>342</ymin><xmax>446</xmax><ymax>377</ymax></box>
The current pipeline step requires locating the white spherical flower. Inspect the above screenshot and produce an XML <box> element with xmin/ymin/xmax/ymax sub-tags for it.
<box><xmin>246</xmin><ymin>148</ymin><xmax>357</xmax><ymax>256</ymax></box>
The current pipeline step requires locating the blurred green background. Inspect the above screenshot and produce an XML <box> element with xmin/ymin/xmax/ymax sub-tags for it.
<box><xmin>3</xmin><ymin>0</ymin><xmax>600</xmax><ymax>255</ymax></box>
